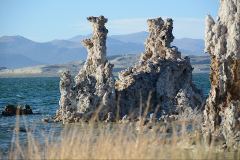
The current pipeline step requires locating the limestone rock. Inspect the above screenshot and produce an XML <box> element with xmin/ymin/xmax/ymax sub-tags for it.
<box><xmin>55</xmin><ymin>16</ymin><xmax>204</xmax><ymax>123</ymax></box>
<box><xmin>115</xmin><ymin>17</ymin><xmax>204</xmax><ymax>119</ymax></box>
<box><xmin>55</xmin><ymin>71</ymin><xmax>76</xmax><ymax>122</ymax></box>
<box><xmin>203</xmin><ymin>0</ymin><xmax>240</xmax><ymax>148</ymax></box>
<box><xmin>55</xmin><ymin>16</ymin><xmax>115</xmax><ymax>122</ymax></box>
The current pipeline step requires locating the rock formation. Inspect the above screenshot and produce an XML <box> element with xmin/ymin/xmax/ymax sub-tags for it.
<box><xmin>55</xmin><ymin>16</ymin><xmax>116</xmax><ymax>122</ymax></box>
<box><xmin>203</xmin><ymin>0</ymin><xmax>240</xmax><ymax>148</ymax></box>
<box><xmin>115</xmin><ymin>17</ymin><xmax>204</xmax><ymax>119</ymax></box>
<box><xmin>55</xmin><ymin>16</ymin><xmax>204</xmax><ymax>123</ymax></box>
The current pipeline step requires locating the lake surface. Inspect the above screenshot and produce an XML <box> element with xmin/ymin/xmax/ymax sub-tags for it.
<box><xmin>0</xmin><ymin>73</ymin><xmax>210</xmax><ymax>155</ymax></box>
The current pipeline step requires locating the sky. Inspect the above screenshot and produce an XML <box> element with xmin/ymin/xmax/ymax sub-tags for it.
<box><xmin>0</xmin><ymin>0</ymin><xmax>220</xmax><ymax>42</ymax></box>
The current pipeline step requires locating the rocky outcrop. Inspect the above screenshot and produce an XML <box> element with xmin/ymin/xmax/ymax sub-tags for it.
<box><xmin>55</xmin><ymin>16</ymin><xmax>204</xmax><ymax>123</ymax></box>
<box><xmin>115</xmin><ymin>17</ymin><xmax>204</xmax><ymax>119</ymax></box>
<box><xmin>55</xmin><ymin>16</ymin><xmax>115</xmax><ymax>123</ymax></box>
<box><xmin>203</xmin><ymin>0</ymin><xmax>240</xmax><ymax>148</ymax></box>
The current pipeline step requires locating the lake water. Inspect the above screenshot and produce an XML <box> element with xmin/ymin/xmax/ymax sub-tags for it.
<box><xmin>0</xmin><ymin>73</ymin><xmax>210</xmax><ymax>155</ymax></box>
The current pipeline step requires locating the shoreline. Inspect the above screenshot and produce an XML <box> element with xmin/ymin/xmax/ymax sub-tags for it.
<box><xmin>0</xmin><ymin>71</ymin><xmax>210</xmax><ymax>78</ymax></box>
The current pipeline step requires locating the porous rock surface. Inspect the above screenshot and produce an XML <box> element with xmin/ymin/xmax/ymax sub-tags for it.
<box><xmin>115</xmin><ymin>17</ymin><xmax>204</xmax><ymax>118</ymax></box>
<box><xmin>203</xmin><ymin>0</ymin><xmax>240</xmax><ymax>148</ymax></box>
<box><xmin>55</xmin><ymin>16</ymin><xmax>115</xmax><ymax>122</ymax></box>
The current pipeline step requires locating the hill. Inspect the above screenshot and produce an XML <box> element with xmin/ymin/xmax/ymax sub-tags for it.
<box><xmin>0</xmin><ymin>32</ymin><xmax>205</xmax><ymax>68</ymax></box>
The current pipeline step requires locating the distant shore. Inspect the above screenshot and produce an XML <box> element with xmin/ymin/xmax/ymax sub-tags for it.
<box><xmin>0</xmin><ymin>54</ymin><xmax>210</xmax><ymax>78</ymax></box>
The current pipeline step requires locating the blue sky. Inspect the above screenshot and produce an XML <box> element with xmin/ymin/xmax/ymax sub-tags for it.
<box><xmin>0</xmin><ymin>0</ymin><xmax>219</xmax><ymax>42</ymax></box>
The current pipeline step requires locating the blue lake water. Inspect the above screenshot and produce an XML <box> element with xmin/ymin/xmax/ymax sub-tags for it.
<box><xmin>0</xmin><ymin>73</ymin><xmax>210</xmax><ymax>155</ymax></box>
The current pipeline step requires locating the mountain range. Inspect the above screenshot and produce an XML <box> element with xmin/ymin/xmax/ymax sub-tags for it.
<box><xmin>0</xmin><ymin>54</ymin><xmax>210</xmax><ymax>78</ymax></box>
<box><xmin>0</xmin><ymin>31</ymin><xmax>205</xmax><ymax>68</ymax></box>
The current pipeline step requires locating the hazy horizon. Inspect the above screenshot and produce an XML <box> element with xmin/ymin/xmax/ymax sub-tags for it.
<box><xmin>0</xmin><ymin>31</ymin><xmax>206</xmax><ymax>43</ymax></box>
<box><xmin>0</xmin><ymin>0</ymin><xmax>219</xmax><ymax>42</ymax></box>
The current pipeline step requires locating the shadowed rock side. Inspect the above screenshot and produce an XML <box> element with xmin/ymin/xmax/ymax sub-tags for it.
<box><xmin>55</xmin><ymin>16</ymin><xmax>116</xmax><ymax>123</ymax></box>
<box><xmin>115</xmin><ymin>17</ymin><xmax>204</xmax><ymax>118</ymax></box>
<box><xmin>203</xmin><ymin>0</ymin><xmax>240</xmax><ymax>149</ymax></box>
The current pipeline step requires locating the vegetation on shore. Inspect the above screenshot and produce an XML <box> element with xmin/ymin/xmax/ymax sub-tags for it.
<box><xmin>6</xmin><ymin>117</ymin><xmax>240</xmax><ymax>159</ymax></box>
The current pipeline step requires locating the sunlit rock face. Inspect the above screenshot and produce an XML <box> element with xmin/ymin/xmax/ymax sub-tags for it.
<box><xmin>55</xmin><ymin>16</ymin><xmax>204</xmax><ymax>123</ymax></box>
<box><xmin>115</xmin><ymin>17</ymin><xmax>204</xmax><ymax>118</ymax></box>
<box><xmin>55</xmin><ymin>16</ymin><xmax>115</xmax><ymax>122</ymax></box>
<box><xmin>203</xmin><ymin>0</ymin><xmax>240</xmax><ymax>148</ymax></box>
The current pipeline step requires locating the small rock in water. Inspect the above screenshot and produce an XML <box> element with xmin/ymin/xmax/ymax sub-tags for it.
<box><xmin>42</xmin><ymin>117</ymin><xmax>55</xmax><ymax>123</ymax></box>
<box><xmin>42</xmin><ymin>118</ymin><xmax>51</xmax><ymax>123</ymax></box>
<box><xmin>14</xmin><ymin>127</ymin><xmax>32</xmax><ymax>133</ymax></box>
<box><xmin>1</xmin><ymin>104</ymin><xmax>33</xmax><ymax>116</ymax></box>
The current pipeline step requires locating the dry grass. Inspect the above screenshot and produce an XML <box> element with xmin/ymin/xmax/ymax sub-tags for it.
<box><xmin>6</xmin><ymin>119</ymin><xmax>240</xmax><ymax>160</ymax></box>
<box><xmin>4</xmin><ymin>95</ymin><xmax>240</xmax><ymax>159</ymax></box>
